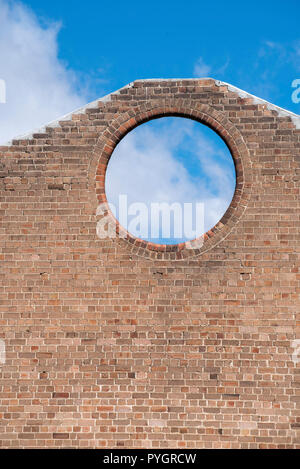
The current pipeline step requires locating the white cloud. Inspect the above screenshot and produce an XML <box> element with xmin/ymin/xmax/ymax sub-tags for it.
<box><xmin>193</xmin><ymin>56</ymin><xmax>230</xmax><ymax>79</ymax></box>
<box><xmin>105</xmin><ymin>118</ymin><xmax>236</xmax><ymax>242</ymax></box>
<box><xmin>246</xmin><ymin>39</ymin><xmax>300</xmax><ymax>100</ymax></box>
<box><xmin>193</xmin><ymin>57</ymin><xmax>212</xmax><ymax>77</ymax></box>
<box><xmin>217</xmin><ymin>59</ymin><xmax>230</xmax><ymax>76</ymax></box>
<box><xmin>257</xmin><ymin>39</ymin><xmax>300</xmax><ymax>75</ymax></box>
<box><xmin>0</xmin><ymin>0</ymin><xmax>89</xmax><ymax>144</ymax></box>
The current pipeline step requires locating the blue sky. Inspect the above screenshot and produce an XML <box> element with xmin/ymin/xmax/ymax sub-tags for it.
<box><xmin>0</xmin><ymin>0</ymin><xmax>299</xmax><ymax>141</ymax></box>
<box><xmin>1</xmin><ymin>0</ymin><xmax>299</xmax><ymax>140</ymax></box>
<box><xmin>20</xmin><ymin>0</ymin><xmax>300</xmax><ymax>113</ymax></box>
<box><xmin>106</xmin><ymin>118</ymin><xmax>236</xmax><ymax>243</ymax></box>
<box><xmin>0</xmin><ymin>0</ymin><xmax>299</xmax><ymax>242</ymax></box>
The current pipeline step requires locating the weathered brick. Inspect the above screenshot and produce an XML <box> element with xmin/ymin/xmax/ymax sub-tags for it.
<box><xmin>0</xmin><ymin>78</ymin><xmax>299</xmax><ymax>449</ymax></box>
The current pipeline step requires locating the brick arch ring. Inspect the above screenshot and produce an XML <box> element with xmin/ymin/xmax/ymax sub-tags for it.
<box><xmin>89</xmin><ymin>99</ymin><xmax>252</xmax><ymax>260</ymax></box>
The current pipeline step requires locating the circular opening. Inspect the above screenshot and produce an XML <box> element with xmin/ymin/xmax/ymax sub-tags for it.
<box><xmin>105</xmin><ymin>116</ymin><xmax>236</xmax><ymax>246</ymax></box>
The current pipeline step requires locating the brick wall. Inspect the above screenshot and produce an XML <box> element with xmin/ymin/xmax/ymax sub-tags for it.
<box><xmin>0</xmin><ymin>78</ymin><xmax>299</xmax><ymax>448</ymax></box>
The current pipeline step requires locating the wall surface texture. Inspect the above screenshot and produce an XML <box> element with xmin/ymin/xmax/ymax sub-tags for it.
<box><xmin>0</xmin><ymin>78</ymin><xmax>299</xmax><ymax>448</ymax></box>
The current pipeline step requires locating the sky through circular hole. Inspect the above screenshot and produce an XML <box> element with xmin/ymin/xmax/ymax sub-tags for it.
<box><xmin>105</xmin><ymin>117</ymin><xmax>236</xmax><ymax>245</ymax></box>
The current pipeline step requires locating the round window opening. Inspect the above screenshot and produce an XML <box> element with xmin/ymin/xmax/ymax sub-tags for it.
<box><xmin>105</xmin><ymin>117</ymin><xmax>236</xmax><ymax>245</ymax></box>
